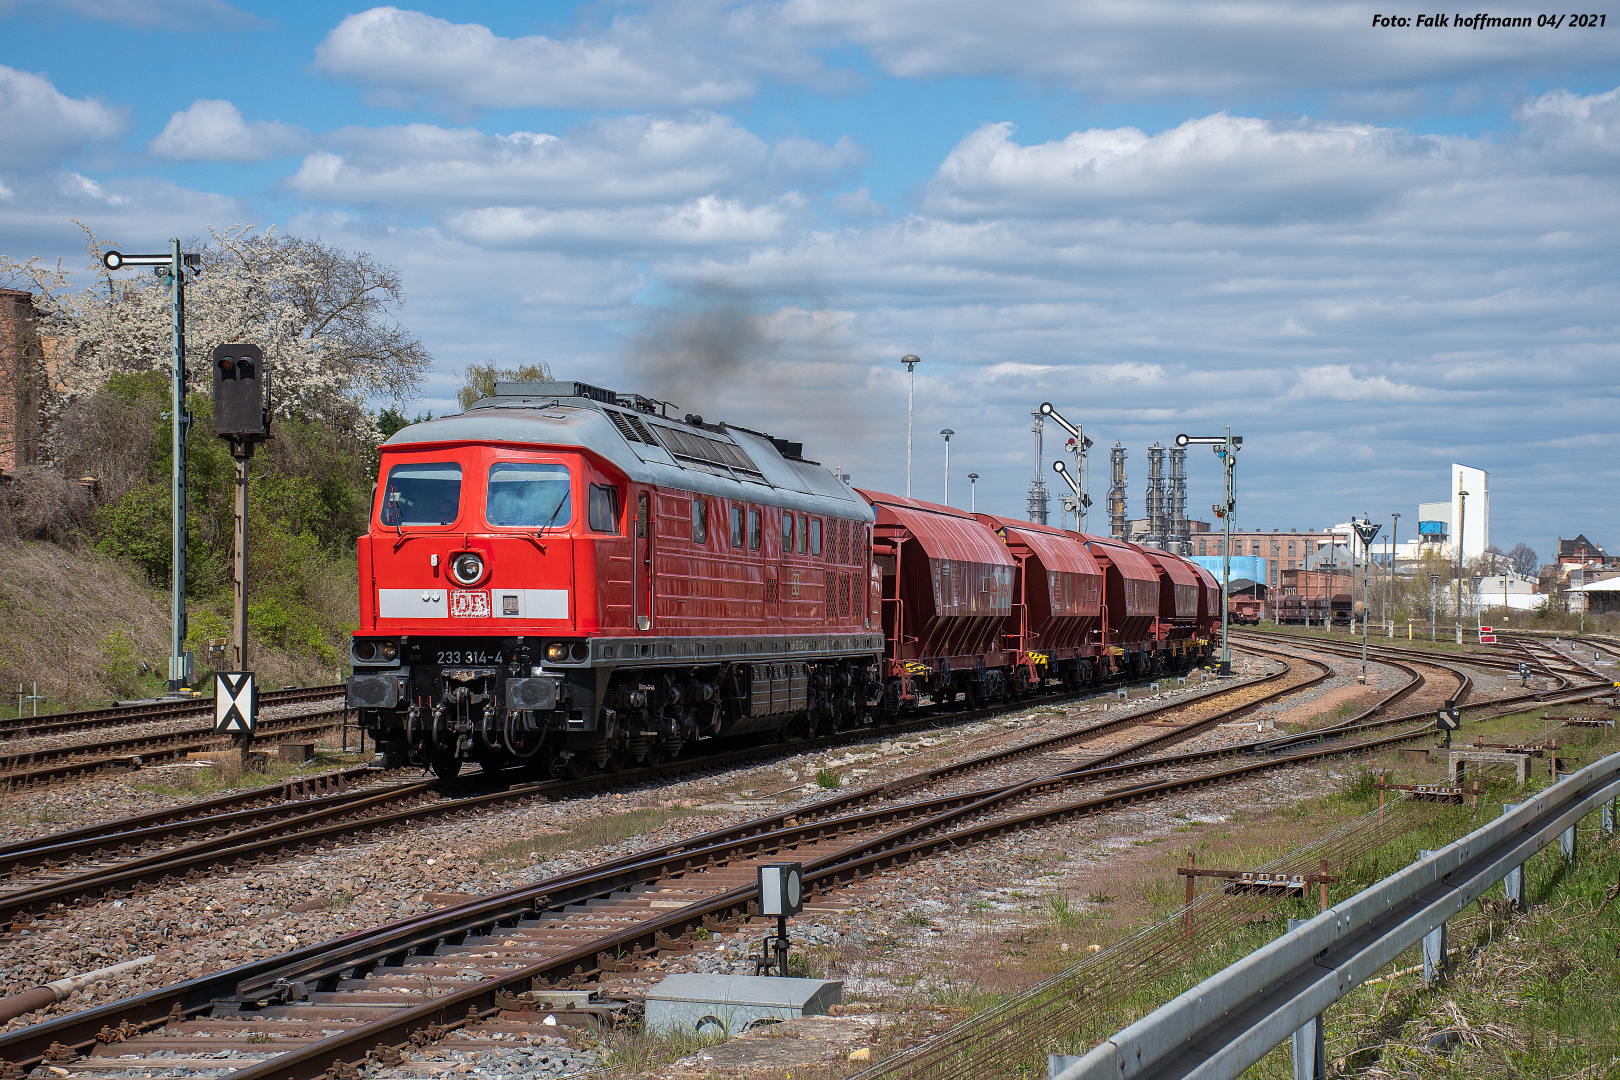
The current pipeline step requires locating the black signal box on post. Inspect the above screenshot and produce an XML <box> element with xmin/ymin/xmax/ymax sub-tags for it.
<box><xmin>212</xmin><ymin>343</ymin><xmax>267</xmax><ymax>439</ymax></box>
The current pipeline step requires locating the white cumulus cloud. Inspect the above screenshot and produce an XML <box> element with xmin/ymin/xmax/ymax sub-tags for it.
<box><xmin>148</xmin><ymin>100</ymin><xmax>308</xmax><ymax>162</ymax></box>
<box><xmin>312</xmin><ymin>6</ymin><xmax>757</xmax><ymax>112</ymax></box>
<box><xmin>287</xmin><ymin>114</ymin><xmax>862</xmax><ymax>208</ymax></box>
<box><xmin>924</xmin><ymin>117</ymin><xmax>1469</xmax><ymax>224</ymax></box>
<box><xmin>0</xmin><ymin>65</ymin><xmax>125</xmax><ymax>172</ymax></box>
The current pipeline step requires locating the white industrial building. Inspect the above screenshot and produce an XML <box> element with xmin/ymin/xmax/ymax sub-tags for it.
<box><xmin>1393</xmin><ymin>464</ymin><xmax>1489</xmax><ymax>567</ymax></box>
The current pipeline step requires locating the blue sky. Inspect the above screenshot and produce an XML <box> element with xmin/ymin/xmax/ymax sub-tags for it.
<box><xmin>3</xmin><ymin>1</ymin><xmax>1620</xmax><ymax>564</ymax></box>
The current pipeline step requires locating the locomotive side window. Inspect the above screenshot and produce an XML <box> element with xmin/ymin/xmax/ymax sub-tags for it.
<box><xmin>810</xmin><ymin>518</ymin><xmax>822</xmax><ymax>556</ymax></box>
<box><xmin>380</xmin><ymin>462</ymin><xmax>462</xmax><ymax>526</ymax></box>
<box><xmin>730</xmin><ymin>505</ymin><xmax>745</xmax><ymax>548</ymax></box>
<box><xmin>487</xmin><ymin>463</ymin><xmax>572</xmax><ymax>527</ymax></box>
<box><xmin>781</xmin><ymin>511</ymin><xmax>794</xmax><ymax>552</ymax></box>
<box><xmin>798</xmin><ymin>514</ymin><xmax>808</xmax><ymax>553</ymax></box>
<box><xmin>692</xmin><ymin>499</ymin><xmax>707</xmax><ymax>544</ymax></box>
<box><xmin>749</xmin><ymin>508</ymin><xmax>762</xmax><ymax>550</ymax></box>
<box><xmin>588</xmin><ymin>484</ymin><xmax>619</xmax><ymax>532</ymax></box>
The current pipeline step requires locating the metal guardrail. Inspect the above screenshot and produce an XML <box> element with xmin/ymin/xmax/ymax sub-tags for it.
<box><xmin>1054</xmin><ymin>750</ymin><xmax>1620</xmax><ymax>1080</ymax></box>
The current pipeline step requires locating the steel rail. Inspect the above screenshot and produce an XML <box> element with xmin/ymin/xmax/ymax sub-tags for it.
<box><xmin>9</xmin><ymin>667</ymin><xmax>1612</xmax><ymax>1079</ymax></box>
<box><xmin>213</xmin><ymin>717</ymin><xmax>1478</xmax><ymax>1080</ymax></box>
<box><xmin>0</xmin><ymin>656</ymin><xmax>1300</xmax><ymax>1068</ymax></box>
<box><xmin>0</xmin><ymin>712</ymin><xmax>346</xmax><ymax>789</ymax></box>
<box><xmin>0</xmin><ymin>777</ymin><xmax>389</xmax><ymax>878</ymax></box>
<box><xmin>0</xmin><ymin>685</ymin><xmax>343</xmax><ymax>739</ymax></box>
<box><xmin>0</xmin><ymin>766</ymin><xmax>380</xmax><ymax>867</ymax></box>
<box><xmin>0</xmin><ymin>662</ymin><xmax>1265</xmax><ymax>929</ymax></box>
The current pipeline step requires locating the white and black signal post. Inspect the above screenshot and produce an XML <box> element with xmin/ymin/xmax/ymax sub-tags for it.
<box><xmin>211</xmin><ymin>343</ymin><xmax>270</xmax><ymax>687</ymax></box>
<box><xmin>1040</xmin><ymin>403</ymin><xmax>1093</xmax><ymax>531</ymax></box>
<box><xmin>1352</xmin><ymin>516</ymin><xmax>1382</xmax><ymax>684</ymax></box>
<box><xmin>216</xmin><ymin>670</ymin><xmax>257</xmax><ymax>765</ymax></box>
<box><xmin>102</xmin><ymin>244</ymin><xmax>201</xmax><ymax>690</ymax></box>
<box><xmin>1436</xmin><ymin>704</ymin><xmax>1461</xmax><ymax>750</ymax></box>
<box><xmin>1177</xmin><ymin>429</ymin><xmax>1242</xmax><ymax>676</ymax></box>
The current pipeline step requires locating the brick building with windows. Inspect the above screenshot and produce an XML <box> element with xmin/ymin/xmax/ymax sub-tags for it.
<box><xmin>0</xmin><ymin>288</ymin><xmax>47</xmax><ymax>472</ymax></box>
<box><xmin>1191</xmin><ymin>527</ymin><xmax>1351</xmax><ymax>594</ymax></box>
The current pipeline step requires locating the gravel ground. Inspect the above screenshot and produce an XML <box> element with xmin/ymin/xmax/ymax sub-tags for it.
<box><xmin>0</xmin><ymin>655</ymin><xmax>1386</xmax><ymax>1077</ymax></box>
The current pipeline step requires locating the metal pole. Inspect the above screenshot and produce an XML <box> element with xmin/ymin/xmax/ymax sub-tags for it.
<box><xmin>1389</xmin><ymin>512</ymin><xmax>1399</xmax><ymax>635</ymax></box>
<box><xmin>167</xmin><ymin>239</ymin><xmax>190</xmax><ymax>691</ymax></box>
<box><xmin>901</xmin><ymin>355</ymin><xmax>919</xmax><ymax>498</ymax></box>
<box><xmin>940</xmin><ymin>429</ymin><xmax>953</xmax><ymax>505</ymax></box>
<box><xmin>968</xmin><ymin>473</ymin><xmax>978</xmax><ymax>513</ymax></box>
<box><xmin>1219</xmin><ymin>428</ymin><xmax>1234</xmax><ymax>676</ymax></box>
<box><xmin>1361</xmin><ymin>525</ymin><xmax>1370</xmax><ymax>682</ymax></box>
<box><xmin>1455</xmin><ymin>490</ymin><xmax>1467</xmax><ymax>644</ymax></box>
<box><xmin>232</xmin><ymin>445</ymin><xmax>250</xmax><ymax>670</ymax></box>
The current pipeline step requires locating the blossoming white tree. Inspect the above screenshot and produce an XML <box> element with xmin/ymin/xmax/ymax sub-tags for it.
<box><xmin>1</xmin><ymin>223</ymin><xmax>432</xmax><ymax>452</ymax></box>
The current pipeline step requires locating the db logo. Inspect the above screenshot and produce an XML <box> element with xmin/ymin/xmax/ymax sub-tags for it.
<box><xmin>451</xmin><ymin>590</ymin><xmax>490</xmax><ymax>618</ymax></box>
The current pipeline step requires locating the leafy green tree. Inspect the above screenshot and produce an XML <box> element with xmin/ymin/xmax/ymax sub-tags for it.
<box><xmin>457</xmin><ymin>361</ymin><xmax>553</xmax><ymax>411</ymax></box>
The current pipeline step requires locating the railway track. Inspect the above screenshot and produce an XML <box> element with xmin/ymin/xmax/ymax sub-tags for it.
<box><xmin>0</xmin><ymin>687</ymin><xmax>344</xmax><ymax>742</ymax></box>
<box><xmin>0</xmin><ymin>644</ymin><xmax>1433</xmax><ymax>1080</ymax></box>
<box><xmin>1233</xmin><ymin>630</ymin><xmax>1614</xmax><ymax>754</ymax></box>
<box><xmin>0</xmin><ymin>653</ymin><xmax>1296</xmax><ymax>929</ymax></box>
<box><xmin>0</xmin><ymin>711</ymin><xmax>353</xmax><ymax>790</ymax></box>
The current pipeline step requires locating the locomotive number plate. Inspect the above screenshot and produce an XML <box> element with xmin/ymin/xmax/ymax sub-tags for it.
<box><xmin>450</xmin><ymin>590</ymin><xmax>490</xmax><ymax>618</ymax></box>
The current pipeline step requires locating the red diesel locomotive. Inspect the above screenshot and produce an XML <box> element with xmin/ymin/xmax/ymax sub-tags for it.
<box><xmin>345</xmin><ymin>381</ymin><xmax>1218</xmax><ymax>777</ymax></box>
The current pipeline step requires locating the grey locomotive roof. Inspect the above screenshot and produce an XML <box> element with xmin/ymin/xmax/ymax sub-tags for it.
<box><xmin>383</xmin><ymin>386</ymin><xmax>873</xmax><ymax>520</ymax></box>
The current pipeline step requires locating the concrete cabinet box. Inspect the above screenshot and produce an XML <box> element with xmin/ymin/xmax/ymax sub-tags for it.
<box><xmin>644</xmin><ymin>974</ymin><xmax>843</xmax><ymax>1037</ymax></box>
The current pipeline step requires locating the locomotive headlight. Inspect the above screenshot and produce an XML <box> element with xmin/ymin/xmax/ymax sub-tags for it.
<box><xmin>450</xmin><ymin>552</ymin><xmax>484</xmax><ymax>585</ymax></box>
<box><xmin>380</xmin><ymin>642</ymin><xmax>398</xmax><ymax>661</ymax></box>
<box><xmin>545</xmin><ymin>642</ymin><xmax>569</xmax><ymax>662</ymax></box>
<box><xmin>354</xmin><ymin>641</ymin><xmax>377</xmax><ymax>661</ymax></box>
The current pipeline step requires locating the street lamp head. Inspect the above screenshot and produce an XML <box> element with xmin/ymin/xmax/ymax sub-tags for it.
<box><xmin>940</xmin><ymin>428</ymin><xmax>954</xmax><ymax>439</ymax></box>
<box><xmin>901</xmin><ymin>354</ymin><xmax>921</xmax><ymax>371</ymax></box>
<box><xmin>968</xmin><ymin>473</ymin><xmax>978</xmax><ymax>482</ymax></box>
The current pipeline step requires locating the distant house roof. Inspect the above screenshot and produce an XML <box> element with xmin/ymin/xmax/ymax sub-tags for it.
<box><xmin>1573</xmin><ymin>577</ymin><xmax>1620</xmax><ymax>592</ymax></box>
<box><xmin>1558</xmin><ymin>534</ymin><xmax>1606</xmax><ymax>560</ymax></box>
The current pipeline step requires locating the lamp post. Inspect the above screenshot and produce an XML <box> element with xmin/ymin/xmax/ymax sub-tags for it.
<box><xmin>901</xmin><ymin>354</ymin><xmax>921</xmax><ymax>497</ymax></box>
<box><xmin>1176</xmin><ymin>428</ymin><xmax>1243</xmax><ymax>676</ymax></box>
<box><xmin>1352</xmin><ymin>516</ymin><xmax>1381</xmax><ymax>684</ymax></box>
<box><xmin>1455</xmin><ymin>489</ymin><xmax>1468</xmax><ymax>644</ymax></box>
<box><xmin>102</xmin><ymin>242</ymin><xmax>201</xmax><ymax>691</ymax></box>
<box><xmin>1388</xmin><ymin>512</ymin><xmax>1400</xmax><ymax>636</ymax></box>
<box><xmin>968</xmin><ymin>473</ymin><xmax>979</xmax><ymax>512</ymax></box>
<box><xmin>940</xmin><ymin>429</ymin><xmax>954</xmax><ymax>505</ymax></box>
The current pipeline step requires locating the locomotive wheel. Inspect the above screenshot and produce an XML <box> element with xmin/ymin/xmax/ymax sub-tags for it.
<box><xmin>430</xmin><ymin>751</ymin><xmax>462</xmax><ymax>781</ymax></box>
<box><xmin>563</xmin><ymin>757</ymin><xmax>589</xmax><ymax>780</ymax></box>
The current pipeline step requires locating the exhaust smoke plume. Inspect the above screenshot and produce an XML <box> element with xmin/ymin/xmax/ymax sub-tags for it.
<box><xmin>623</xmin><ymin>290</ymin><xmax>884</xmax><ymax>474</ymax></box>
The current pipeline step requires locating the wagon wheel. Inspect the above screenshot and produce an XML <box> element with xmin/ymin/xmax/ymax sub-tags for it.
<box><xmin>429</xmin><ymin>751</ymin><xmax>462</xmax><ymax>781</ymax></box>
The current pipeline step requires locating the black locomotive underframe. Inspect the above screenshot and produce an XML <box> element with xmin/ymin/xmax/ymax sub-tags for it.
<box><xmin>351</xmin><ymin>635</ymin><xmax>882</xmax><ymax>774</ymax></box>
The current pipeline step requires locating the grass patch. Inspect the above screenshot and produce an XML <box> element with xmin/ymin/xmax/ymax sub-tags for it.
<box><xmin>130</xmin><ymin>751</ymin><xmax>366</xmax><ymax>798</ymax></box>
<box><xmin>816</xmin><ymin>768</ymin><xmax>841</xmax><ymax>789</ymax></box>
<box><xmin>586</xmin><ymin>1018</ymin><xmax>728</xmax><ymax>1072</ymax></box>
<box><xmin>476</xmin><ymin>806</ymin><xmax>697</xmax><ymax>865</ymax></box>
